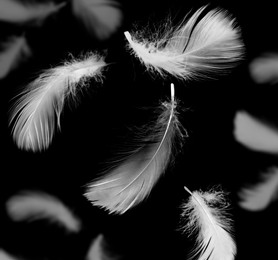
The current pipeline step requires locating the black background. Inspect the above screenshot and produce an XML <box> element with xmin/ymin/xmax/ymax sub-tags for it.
<box><xmin>1</xmin><ymin>0</ymin><xmax>278</xmax><ymax>259</ymax></box>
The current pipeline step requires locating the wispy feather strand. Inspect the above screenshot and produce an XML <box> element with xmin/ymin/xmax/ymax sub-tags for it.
<box><xmin>181</xmin><ymin>186</ymin><xmax>236</xmax><ymax>260</ymax></box>
<box><xmin>85</xmin><ymin>84</ymin><xmax>186</xmax><ymax>214</ymax></box>
<box><xmin>124</xmin><ymin>6</ymin><xmax>244</xmax><ymax>80</ymax></box>
<box><xmin>9</xmin><ymin>52</ymin><xmax>106</xmax><ymax>152</ymax></box>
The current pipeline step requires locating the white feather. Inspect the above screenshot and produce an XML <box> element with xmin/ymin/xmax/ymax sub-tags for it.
<box><xmin>249</xmin><ymin>53</ymin><xmax>278</xmax><ymax>84</ymax></box>
<box><xmin>0</xmin><ymin>35</ymin><xmax>31</xmax><ymax>79</ymax></box>
<box><xmin>0</xmin><ymin>249</ymin><xmax>19</xmax><ymax>260</ymax></box>
<box><xmin>124</xmin><ymin>6</ymin><xmax>244</xmax><ymax>80</ymax></box>
<box><xmin>0</xmin><ymin>0</ymin><xmax>66</xmax><ymax>23</ymax></box>
<box><xmin>85</xmin><ymin>84</ymin><xmax>186</xmax><ymax>214</ymax></box>
<box><xmin>233</xmin><ymin>111</ymin><xmax>278</xmax><ymax>154</ymax></box>
<box><xmin>239</xmin><ymin>167</ymin><xmax>278</xmax><ymax>211</ymax></box>
<box><xmin>181</xmin><ymin>187</ymin><xmax>236</xmax><ymax>260</ymax></box>
<box><xmin>72</xmin><ymin>0</ymin><xmax>122</xmax><ymax>40</ymax></box>
<box><xmin>9</xmin><ymin>52</ymin><xmax>106</xmax><ymax>152</ymax></box>
<box><xmin>6</xmin><ymin>190</ymin><xmax>81</xmax><ymax>232</ymax></box>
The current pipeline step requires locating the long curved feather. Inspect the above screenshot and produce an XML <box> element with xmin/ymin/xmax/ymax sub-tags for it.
<box><xmin>9</xmin><ymin>52</ymin><xmax>106</xmax><ymax>152</ymax></box>
<box><xmin>181</xmin><ymin>187</ymin><xmax>236</xmax><ymax>260</ymax></box>
<box><xmin>0</xmin><ymin>0</ymin><xmax>66</xmax><ymax>24</ymax></box>
<box><xmin>72</xmin><ymin>0</ymin><xmax>122</xmax><ymax>40</ymax></box>
<box><xmin>85</xmin><ymin>84</ymin><xmax>186</xmax><ymax>214</ymax></box>
<box><xmin>124</xmin><ymin>6</ymin><xmax>244</xmax><ymax>80</ymax></box>
<box><xmin>6</xmin><ymin>191</ymin><xmax>81</xmax><ymax>232</ymax></box>
<box><xmin>238</xmin><ymin>167</ymin><xmax>278</xmax><ymax>211</ymax></box>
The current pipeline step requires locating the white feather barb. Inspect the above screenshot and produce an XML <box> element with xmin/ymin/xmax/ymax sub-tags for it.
<box><xmin>238</xmin><ymin>167</ymin><xmax>278</xmax><ymax>211</ymax></box>
<box><xmin>6</xmin><ymin>191</ymin><xmax>81</xmax><ymax>232</ymax></box>
<box><xmin>124</xmin><ymin>6</ymin><xmax>244</xmax><ymax>80</ymax></box>
<box><xmin>181</xmin><ymin>186</ymin><xmax>236</xmax><ymax>260</ymax></box>
<box><xmin>0</xmin><ymin>0</ymin><xmax>66</xmax><ymax>24</ymax></box>
<box><xmin>85</xmin><ymin>83</ymin><xmax>186</xmax><ymax>214</ymax></box>
<box><xmin>9</xmin><ymin>52</ymin><xmax>106</xmax><ymax>152</ymax></box>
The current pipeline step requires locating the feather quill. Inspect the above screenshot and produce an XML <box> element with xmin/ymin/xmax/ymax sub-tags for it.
<box><xmin>238</xmin><ymin>167</ymin><xmax>278</xmax><ymax>211</ymax></box>
<box><xmin>233</xmin><ymin>111</ymin><xmax>278</xmax><ymax>154</ymax></box>
<box><xmin>6</xmin><ymin>190</ymin><xmax>81</xmax><ymax>232</ymax></box>
<box><xmin>124</xmin><ymin>6</ymin><xmax>243</xmax><ymax>80</ymax></box>
<box><xmin>0</xmin><ymin>35</ymin><xmax>31</xmax><ymax>79</ymax></box>
<box><xmin>181</xmin><ymin>186</ymin><xmax>236</xmax><ymax>260</ymax></box>
<box><xmin>9</xmin><ymin>52</ymin><xmax>106</xmax><ymax>152</ymax></box>
<box><xmin>72</xmin><ymin>0</ymin><xmax>122</xmax><ymax>40</ymax></box>
<box><xmin>0</xmin><ymin>0</ymin><xmax>66</xmax><ymax>24</ymax></box>
<box><xmin>85</xmin><ymin>83</ymin><xmax>186</xmax><ymax>214</ymax></box>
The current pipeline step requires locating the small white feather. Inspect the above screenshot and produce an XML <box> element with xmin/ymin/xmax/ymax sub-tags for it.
<box><xmin>6</xmin><ymin>190</ymin><xmax>81</xmax><ymax>232</ymax></box>
<box><xmin>72</xmin><ymin>0</ymin><xmax>122</xmax><ymax>40</ymax></box>
<box><xmin>0</xmin><ymin>0</ymin><xmax>66</xmax><ymax>24</ymax></box>
<box><xmin>124</xmin><ymin>6</ymin><xmax>244</xmax><ymax>80</ymax></box>
<box><xmin>0</xmin><ymin>35</ymin><xmax>31</xmax><ymax>79</ymax></box>
<box><xmin>86</xmin><ymin>234</ymin><xmax>105</xmax><ymax>260</ymax></box>
<box><xmin>181</xmin><ymin>187</ymin><xmax>236</xmax><ymax>260</ymax></box>
<box><xmin>9</xmin><ymin>52</ymin><xmax>106</xmax><ymax>152</ymax></box>
<box><xmin>85</xmin><ymin>84</ymin><xmax>186</xmax><ymax>214</ymax></box>
<box><xmin>233</xmin><ymin>111</ymin><xmax>278</xmax><ymax>154</ymax></box>
<box><xmin>249</xmin><ymin>53</ymin><xmax>278</xmax><ymax>84</ymax></box>
<box><xmin>239</xmin><ymin>167</ymin><xmax>278</xmax><ymax>211</ymax></box>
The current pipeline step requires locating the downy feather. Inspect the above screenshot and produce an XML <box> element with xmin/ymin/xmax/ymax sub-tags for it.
<box><xmin>9</xmin><ymin>52</ymin><xmax>106</xmax><ymax>152</ymax></box>
<box><xmin>85</xmin><ymin>84</ymin><xmax>186</xmax><ymax>214</ymax></box>
<box><xmin>6</xmin><ymin>190</ymin><xmax>81</xmax><ymax>232</ymax></box>
<box><xmin>0</xmin><ymin>249</ymin><xmax>19</xmax><ymax>260</ymax></box>
<box><xmin>181</xmin><ymin>186</ymin><xmax>236</xmax><ymax>260</ymax></box>
<box><xmin>124</xmin><ymin>6</ymin><xmax>244</xmax><ymax>80</ymax></box>
<box><xmin>0</xmin><ymin>35</ymin><xmax>31</xmax><ymax>79</ymax></box>
<box><xmin>233</xmin><ymin>111</ymin><xmax>278</xmax><ymax>154</ymax></box>
<box><xmin>0</xmin><ymin>0</ymin><xmax>66</xmax><ymax>24</ymax></box>
<box><xmin>239</xmin><ymin>167</ymin><xmax>278</xmax><ymax>211</ymax></box>
<box><xmin>72</xmin><ymin>0</ymin><xmax>122</xmax><ymax>40</ymax></box>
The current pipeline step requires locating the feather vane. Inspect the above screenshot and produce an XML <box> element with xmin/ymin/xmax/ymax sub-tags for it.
<box><xmin>85</xmin><ymin>84</ymin><xmax>186</xmax><ymax>214</ymax></box>
<box><xmin>181</xmin><ymin>187</ymin><xmax>236</xmax><ymax>260</ymax></box>
<box><xmin>124</xmin><ymin>6</ymin><xmax>244</xmax><ymax>80</ymax></box>
<box><xmin>9</xmin><ymin>52</ymin><xmax>106</xmax><ymax>151</ymax></box>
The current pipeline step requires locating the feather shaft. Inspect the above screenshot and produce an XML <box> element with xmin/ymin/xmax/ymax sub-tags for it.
<box><xmin>124</xmin><ymin>6</ymin><xmax>244</xmax><ymax>80</ymax></box>
<box><xmin>85</xmin><ymin>83</ymin><xmax>186</xmax><ymax>214</ymax></box>
<box><xmin>9</xmin><ymin>52</ymin><xmax>106</xmax><ymax>151</ymax></box>
<box><xmin>181</xmin><ymin>187</ymin><xmax>236</xmax><ymax>260</ymax></box>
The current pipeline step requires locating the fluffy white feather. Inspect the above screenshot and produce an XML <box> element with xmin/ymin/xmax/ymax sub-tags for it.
<box><xmin>6</xmin><ymin>190</ymin><xmax>81</xmax><ymax>232</ymax></box>
<box><xmin>181</xmin><ymin>187</ymin><xmax>236</xmax><ymax>260</ymax></box>
<box><xmin>0</xmin><ymin>35</ymin><xmax>31</xmax><ymax>79</ymax></box>
<box><xmin>249</xmin><ymin>53</ymin><xmax>278</xmax><ymax>84</ymax></box>
<box><xmin>85</xmin><ymin>84</ymin><xmax>186</xmax><ymax>214</ymax></box>
<box><xmin>9</xmin><ymin>52</ymin><xmax>106</xmax><ymax>152</ymax></box>
<box><xmin>72</xmin><ymin>0</ymin><xmax>122</xmax><ymax>40</ymax></box>
<box><xmin>239</xmin><ymin>167</ymin><xmax>278</xmax><ymax>211</ymax></box>
<box><xmin>233</xmin><ymin>111</ymin><xmax>278</xmax><ymax>154</ymax></box>
<box><xmin>0</xmin><ymin>0</ymin><xmax>66</xmax><ymax>23</ymax></box>
<box><xmin>124</xmin><ymin>6</ymin><xmax>244</xmax><ymax>80</ymax></box>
